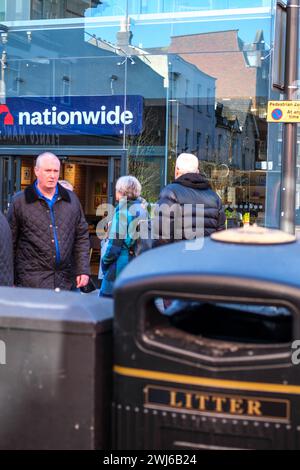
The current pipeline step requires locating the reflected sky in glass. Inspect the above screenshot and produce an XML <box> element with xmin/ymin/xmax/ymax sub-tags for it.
<box><xmin>86</xmin><ymin>0</ymin><xmax>272</xmax><ymax>17</ymax></box>
<box><xmin>84</xmin><ymin>0</ymin><xmax>273</xmax><ymax>50</ymax></box>
<box><xmin>86</xmin><ymin>18</ymin><xmax>272</xmax><ymax>52</ymax></box>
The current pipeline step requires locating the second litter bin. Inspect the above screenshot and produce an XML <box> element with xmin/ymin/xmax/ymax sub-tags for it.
<box><xmin>0</xmin><ymin>287</ymin><xmax>113</xmax><ymax>450</ymax></box>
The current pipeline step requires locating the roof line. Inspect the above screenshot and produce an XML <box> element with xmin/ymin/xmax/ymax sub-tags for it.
<box><xmin>171</xmin><ymin>29</ymin><xmax>239</xmax><ymax>39</ymax></box>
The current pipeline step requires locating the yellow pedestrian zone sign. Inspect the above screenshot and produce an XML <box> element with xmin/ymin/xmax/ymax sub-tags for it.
<box><xmin>267</xmin><ymin>101</ymin><xmax>300</xmax><ymax>123</ymax></box>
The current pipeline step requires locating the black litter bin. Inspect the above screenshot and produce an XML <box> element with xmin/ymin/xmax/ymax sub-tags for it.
<box><xmin>113</xmin><ymin>228</ymin><xmax>300</xmax><ymax>450</ymax></box>
<box><xmin>0</xmin><ymin>287</ymin><xmax>113</xmax><ymax>450</ymax></box>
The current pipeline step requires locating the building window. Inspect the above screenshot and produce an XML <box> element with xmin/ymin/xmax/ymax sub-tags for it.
<box><xmin>176</xmin><ymin>125</ymin><xmax>180</xmax><ymax>152</ymax></box>
<box><xmin>217</xmin><ymin>134</ymin><xmax>222</xmax><ymax>159</ymax></box>
<box><xmin>7</xmin><ymin>66</ymin><xmax>21</xmax><ymax>95</ymax></box>
<box><xmin>31</xmin><ymin>0</ymin><xmax>43</xmax><ymax>19</ymax></box>
<box><xmin>62</xmin><ymin>80</ymin><xmax>70</xmax><ymax>104</ymax></box>
<box><xmin>31</xmin><ymin>0</ymin><xmax>60</xmax><ymax>19</ymax></box>
<box><xmin>197</xmin><ymin>84</ymin><xmax>202</xmax><ymax>112</ymax></box>
<box><xmin>173</xmin><ymin>78</ymin><xmax>177</xmax><ymax>99</ymax></box>
<box><xmin>205</xmin><ymin>134</ymin><xmax>210</xmax><ymax>159</ymax></box>
<box><xmin>185</xmin><ymin>128</ymin><xmax>190</xmax><ymax>151</ymax></box>
<box><xmin>196</xmin><ymin>132</ymin><xmax>201</xmax><ymax>157</ymax></box>
<box><xmin>206</xmin><ymin>88</ymin><xmax>211</xmax><ymax>115</ymax></box>
<box><xmin>60</xmin><ymin>61</ymin><xmax>71</xmax><ymax>104</ymax></box>
<box><xmin>185</xmin><ymin>79</ymin><xmax>190</xmax><ymax>105</ymax></box>
<box><xmin>140</xmin><ymin>0</ymin><xmax>149</xmax><ymax>14</ymax></box>
<box><xmin>232</xmin><ymin>137</ymin><xmax>237</xmax><ymax>162</ymax></box>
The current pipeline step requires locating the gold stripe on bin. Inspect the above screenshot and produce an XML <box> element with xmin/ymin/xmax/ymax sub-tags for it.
<box><xmin>114</xmin><ymin>365</ymin><xmax>300</xmax><ymax>395</ymax></box>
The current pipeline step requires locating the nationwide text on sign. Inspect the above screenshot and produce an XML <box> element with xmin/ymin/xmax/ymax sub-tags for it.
<box><xmin>0</xmin><ymin>95</ymin><xmax>143</xmax><ymax>136</ymax></box>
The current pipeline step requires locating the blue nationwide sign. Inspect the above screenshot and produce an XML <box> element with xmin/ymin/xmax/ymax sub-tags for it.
<box><xmin>0</xmin><ymin>95</ymin><xmax>143</xmax><ymax>136</ymax></box>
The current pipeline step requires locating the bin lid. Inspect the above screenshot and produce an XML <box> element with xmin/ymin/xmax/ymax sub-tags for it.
<box><xmin>115</xmin><ymin>232</ymin><xmax>300</xmax><ymax>291</ymax></box>
<box><xmin>211</xmin><ymin>225</ymin><xmax>296</xmax><ymax>245</ymax></box>
<box><xmin>0</xmin><ymin>287</ymin><xmax>113</xmax><ymax>333</ymax></box>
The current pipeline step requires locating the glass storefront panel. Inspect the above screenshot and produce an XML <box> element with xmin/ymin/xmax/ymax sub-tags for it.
<box><xmin>127</xmin><ymin>1</ymin><xmax>272</xmax><ymax>15</ymax></box>
<box><xmin>0</xmin><ymin>1</ymin><xmax>273</xmax><ymax>21</ymax></box>
<box><xmin>124</xmin><ymin>53</ymin><xmax>167</xmax><ymax>202</ymax></box>
<box><xmin>0</xmin><ymin>25</ymin><xmax>129</xmax><ymax>147</ymax></box>
<box><xmin>0</xmin><ymin>0</ymin><xmax>277</xmax><ymax>224</ymax></box>
<box><xmin>265</xmin><ymin>2</ymin><xmax>300</xmax><ymax>230</ymax></box>
<box><xmin>125</xmin><ymin>3</ymin><xmax>273</xmax><ymax>223</ymax></box>
<box><xmin>1</xmin><ymin>1</ymin><xmax>106</xmax><ymax>21</ymax></box>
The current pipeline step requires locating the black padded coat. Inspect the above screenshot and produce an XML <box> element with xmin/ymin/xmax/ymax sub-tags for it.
<box><xmin>7</xmin><ymin>182</ymin><xmax>90</xmax><ymax>290</ymax></box>
<box><xmin>153</xmin><ymin>172</ymin><xmax>226</xmax><ymax>246</ymax></box>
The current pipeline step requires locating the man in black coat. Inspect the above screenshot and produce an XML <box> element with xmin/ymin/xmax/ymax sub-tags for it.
<box><xmin>0</xmin><ymin>210</ymin><xmax>13</xmax><ymax>286</ymax></box>
<box><xmin>7</xmin><ymin>152</ymin><xmax>90</xmax><ymax>290</ymax></box>
<box><xmin>153</xmin><ymin>153</ymin><xmax>225</xmax><ymax>247</ymax></box>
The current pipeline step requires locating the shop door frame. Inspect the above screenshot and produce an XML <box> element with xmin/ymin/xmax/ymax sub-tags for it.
<box><xmin>0</xmin><ymin>146</ymin><xmax>126</xmax><ymax>161</ymax></box>
<box><xmin>108</xmin><ymin>156</ymin><xmax>122</xmax><ymax>205</ymax></box>
<box><xmin>0</xmin><ymin>155</ymin><xmax>21</xmax><ymax>212</ymax></box>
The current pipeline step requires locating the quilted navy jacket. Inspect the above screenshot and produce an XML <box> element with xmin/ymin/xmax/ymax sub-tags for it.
<box><xmin>0</xmin><ymin>210</ymin><xmax>13</xmax><ymax>286</ymax></box>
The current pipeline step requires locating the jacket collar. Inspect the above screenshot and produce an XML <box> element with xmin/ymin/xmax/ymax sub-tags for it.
<box><xmin>173</xmin><ymin>172</ymin><xmax>211</xmax><ymax>190</ymax></box>
<box><xmin>25</xmin><ymin>181</ymin><xmax>71</xmax><ymax>204</ymax></box>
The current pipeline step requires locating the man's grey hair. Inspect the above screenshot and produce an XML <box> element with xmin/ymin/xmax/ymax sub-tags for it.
<box><xmin>35</xmin><ymin>152</ymin><xmax>60</xmax><ymax>168</ymax></box>
<box><xmin>176</xmin><ymin>153</ymin><xmax>199</xmax><ymax>175</ymax></box>
<box><xmin>116</xmin><ymin>175</ymin><xmax>141</xmax><ymax>200</ymax></box>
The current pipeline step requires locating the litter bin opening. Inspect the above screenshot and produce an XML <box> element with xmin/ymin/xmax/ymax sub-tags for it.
<box><xmin>152</xmin><ymin>298</ymin><xmax>292</xmax><ymax>344</ymax></box>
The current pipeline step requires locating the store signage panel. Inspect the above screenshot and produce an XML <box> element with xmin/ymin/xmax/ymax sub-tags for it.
<box><xmin>0</xmin><ymin>95</ymin><xmax>143</xmax><ymax>136</ymax></box>
<box><xmin>267</xmin><ymin>100</ymin><xmax>300</xmax><ymax>123</ymax></box>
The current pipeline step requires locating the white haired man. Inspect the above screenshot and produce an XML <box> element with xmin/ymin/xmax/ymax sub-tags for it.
<box><xmin>7</xmin><ymin>152</ymin><xmax>90</xmax><ymax>290</ymax></box>
<box><xmin>153</xmin><ymin>152</ymin><xmax>225</xmax><ymax>246</ymax></box>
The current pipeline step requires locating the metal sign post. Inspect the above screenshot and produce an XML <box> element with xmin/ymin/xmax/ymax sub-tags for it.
<box><xmin>280</xmin><ymin>0</ymin><xmax>300</xmax><ymax>234</ymax></box>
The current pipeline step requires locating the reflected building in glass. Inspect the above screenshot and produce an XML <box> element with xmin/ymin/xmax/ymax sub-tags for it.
<box><xmin>0</xmin><ymin>0</ymin><xmax>297</xmax><ymax>236</ymax></box>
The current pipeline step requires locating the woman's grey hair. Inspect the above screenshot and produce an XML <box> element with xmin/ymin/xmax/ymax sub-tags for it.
<box><xmin>116</xmin><ymin>175</ymin><xmax>141</xmax><ymax>200</ymax></box>
<box><xmin>59</xmin><ymin>180</ymin><xmax>74</xmax><ymax>191</ymax></box>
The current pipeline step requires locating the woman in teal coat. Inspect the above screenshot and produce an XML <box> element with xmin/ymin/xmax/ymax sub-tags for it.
<box><xmin>99</xmin><ymin>175</ymin><xmax>147</xmax><ymax>297</ymax></box>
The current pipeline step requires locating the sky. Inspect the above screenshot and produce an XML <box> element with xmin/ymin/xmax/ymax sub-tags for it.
<box><xmin>85</xmin><ymin>1</ymin><xmax>272</xmax><ymax>18</ymax></box>
<box><xmin>88</xmin><ymin>12</ymin><xmax>272</xmax><ymax>49</ymax></box>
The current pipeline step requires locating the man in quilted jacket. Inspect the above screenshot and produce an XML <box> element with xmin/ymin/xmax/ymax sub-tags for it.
<box><xmin>0</xmin><ymin>210</ymin><xmax>13</xmax><ymax>286</ymax></box>
<box><xmin>7</xmin><ymin>152</ymin><xmax>90</xmax><ymax>290</ymax></box>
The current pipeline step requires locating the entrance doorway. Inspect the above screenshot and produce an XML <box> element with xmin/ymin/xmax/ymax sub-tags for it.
<box><xmin>0</xmin><ymin>156</ymin><xmax>21</xmax><ymax>212</ymax></box>
<box><xmin>61</xmin><ymin>156</ymin><xmax>112</xmax><ymax>276</ymax></box>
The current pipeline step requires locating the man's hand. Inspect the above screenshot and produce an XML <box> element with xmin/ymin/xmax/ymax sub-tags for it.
<box><xmin>76</xmin><ymin>274</ymin><xmax>89</xmax><ymax>288</ymax></box>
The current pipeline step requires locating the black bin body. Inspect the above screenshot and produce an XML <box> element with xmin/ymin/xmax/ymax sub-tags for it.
<box><xmin>113</xmin><ymin>238</ymin><xmax>300</xmax><ymax>450</ymax></box>
<box><xmin>0</xmin><ymin>288</ymin><xmax>113</xmax><ymax>450</ymax></box>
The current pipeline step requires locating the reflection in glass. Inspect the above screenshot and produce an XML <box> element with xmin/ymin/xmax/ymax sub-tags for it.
<box><xmin>0</xmin><ymin>0</ymin><xmax>276</xmax><ymax>224</ymax></box>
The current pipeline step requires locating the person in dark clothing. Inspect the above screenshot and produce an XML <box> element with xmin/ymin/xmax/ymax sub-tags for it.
<box><xmin>153</xmin><ymin>153</ymin><xmax>225</xmax><ymax>246</ymax></box>
<box><xmin>0</xmin><ymin>210</ymin><xmax>13</xmax><ymax>286</ymax></box>
<box><xmin>7</xmin><ymin>152</ymin><xmax>90</xmax><ymax>290</ymax></box>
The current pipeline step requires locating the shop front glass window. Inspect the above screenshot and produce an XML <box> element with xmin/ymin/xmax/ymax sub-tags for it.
<box><xmin>0</xmin><ymin>0</ymin><xmax>276</xmax><ymax>218</ymax></box>
<box><xmin>127</xmin><ymin>2</ymin><xmax>273</xmax><ymax>225</ymax></box>
<box><xmin>0</xmin><ymin>24</ymin><xmax>127</xmax><ymax>147</ymax></box>
<box><xmin>0</xmin><ymin>1</ymin><xmax>273</xmax><ymax>20</ymax></box>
